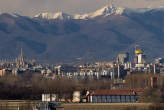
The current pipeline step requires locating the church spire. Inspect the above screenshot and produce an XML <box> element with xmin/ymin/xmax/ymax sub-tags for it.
<box><xmin>16</xmin><ymin>47</ymin><xmax>25</xmax><ymax>69</ymax></box>
<box><xmin>20</xmin><ymin>47</ymin><xmax>23</xmax><ymax>60</ymax></box>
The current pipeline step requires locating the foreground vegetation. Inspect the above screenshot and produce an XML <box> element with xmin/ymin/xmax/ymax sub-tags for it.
<box><xmin>0</xmin><ymin>72</ymin><xmax>164</xmax><ymax>102</ymax></box>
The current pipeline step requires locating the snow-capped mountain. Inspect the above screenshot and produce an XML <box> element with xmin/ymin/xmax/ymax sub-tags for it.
<box><xmin>89</xmin><ymin>5</ymin><xmax>124</xmax><ymax>18</ymax></box>
<box><xmin>1</xmin><ymin>6</ymin><xmax>164</xmax><ymax>63</ymax></box>
<box><xmin>35</xmin><ymin>5</ymin><xmax>164</xmax><ymax>20</ymax></box>
<box><xmin>34</xmin><ymin>12</ymin><xmax>73</xmax><ymax>20</ymax></box>
<box><xmin>35</xmin><ymin>5</ymin><xmax>124</xmax><ymax>20</ymax></box>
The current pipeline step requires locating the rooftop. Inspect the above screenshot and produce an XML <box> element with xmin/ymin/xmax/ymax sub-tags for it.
<box><xmin>89</xmin><ymin>88</ymin><xmax>143</xmax><ymax>96</ymax></box>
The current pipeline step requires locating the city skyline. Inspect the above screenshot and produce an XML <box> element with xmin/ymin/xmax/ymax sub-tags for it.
<box><xmin>0</xmin><ymin>0</ymin><xmax>164</xmax><ymax>16</ymax></box>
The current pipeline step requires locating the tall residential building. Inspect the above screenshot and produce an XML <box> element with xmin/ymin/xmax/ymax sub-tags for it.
<box><xmin>117</xmin><ymin>52</ymin><xmax>131</xmax><ymax>70</ymax></box>
<box><xmin>117</xmin><ymin>52</ymin><xmax>129</xmax><ymax>65</ymax></box>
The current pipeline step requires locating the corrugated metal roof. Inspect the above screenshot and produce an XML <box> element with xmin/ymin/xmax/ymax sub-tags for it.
<box><xmin>89</xmin><ymin>88</ymin><xmax>143</xmax><ymax>96</ymax></box>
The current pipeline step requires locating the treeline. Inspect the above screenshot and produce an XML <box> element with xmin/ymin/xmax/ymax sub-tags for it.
<box><xmin>125</xmin><ymin>73</ymin><xmax>164</xmax><ymax>103</ymax></box>
<box><xmin>1</xmin><ymin>72</ymin><xmax>164</xmax><ymax>102</ymax></box>
<box><xmin>0</xmin><ymin>74</ymin><xmax>111</xmax><ymax>100</ymax></box>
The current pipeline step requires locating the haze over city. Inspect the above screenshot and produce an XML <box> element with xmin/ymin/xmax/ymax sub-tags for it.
<box><xmin>0</xmin><ymin>0</ymin><xmax>164</xmax><ymax>16</ymax></box>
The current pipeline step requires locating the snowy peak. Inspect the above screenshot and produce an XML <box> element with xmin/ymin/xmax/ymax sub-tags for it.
<box><xmin>34</xmin><ymin>5</ymin><xmax>124</xmax><ymax>20</ymax></box>
<box><xmin>73</xmin><ymin>14</ymin><xmax>89</xmax><ymax>20</ymax></box>
<box><xmin>74</xmin><ymin>5</ymin><xmax>124</xmax><ymax>19</ymax></box>
<box><xmin>35</xmin><ymin>12</ymin><xmax>72</xmax><ymax>20</ymax></box>
<box><xmin>89</xmin><ymin>5</ymin><xmax>124</xmax><ymax>18</ymax></box>
<box><xmin>35</xmin><ymin>5</ymin><xmax>164</xmax><ymax>20</ymax></box>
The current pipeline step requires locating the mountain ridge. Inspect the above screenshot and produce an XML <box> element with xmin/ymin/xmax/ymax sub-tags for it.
<box><xmin>0</xmin><ymin>7</ymin><xmax>164</xmax><ymax>63</ymax></box>
<box><xmin>34</xmin><ymin>5</ymin><xmax>124</xmax><ymax>20</ymax></box>
<box><xmin>34</xmin><ymin>6</ymin><xmax>164</xmax><ymax>20</ymax></box>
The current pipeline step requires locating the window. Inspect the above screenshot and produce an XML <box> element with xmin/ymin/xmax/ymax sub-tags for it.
<box><xmin>121</xmin><ymin>96</ymin><xmax>126</xmax><ymax>102</ymax></box>
<box><xmin>97</xmin><ymin>96</ymin><xmax>102</xmax><ymax>103</ymax></box>
<box><xmin>126</xmin><ymin>96</ymin><xmax>130</xmax><ymax>102</ymax></box>
<box><xmin>102</xmin><ymin>96</ymin><xmax>106</xmax><ymax>103</ymax></box>
<box><xmin>92</xmin><ymin>96</ymin><xmax>97</xmax><ymax>103</ymax></box>
<box><xmin>131</xmin><ymin>96</ymin><xmax>136</xmax><ymax>102</ymax></box>
<box><xmin>111</xmin><ymin>96</ymin><xmax>117</xmax><ymax>102</ymax></box>
<box><xmin>107</xmin><ymin>96</ymin><xmax>111</xmax><ymax>103</ymax></box>
<box><xmin>116</xmin><ymin>96</ymin><xmax>121</xmax><ymax>102</ymax></box>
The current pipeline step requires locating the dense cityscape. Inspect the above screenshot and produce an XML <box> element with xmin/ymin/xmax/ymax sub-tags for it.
<box><xmin>0</xmin><ymin>47</ymin><xmax>164</xmax><ymax>108</ymax></box>
<box><xmin>0</xmin><ymin>47</ymin><xmax>163</xmax><ymax>80</ymax></box>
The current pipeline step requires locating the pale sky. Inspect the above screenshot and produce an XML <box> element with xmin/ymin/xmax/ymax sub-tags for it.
<box><xmin>0</xmin><ymin>0</ymin><xmax>164</xmax><ymax>16</ymax></box>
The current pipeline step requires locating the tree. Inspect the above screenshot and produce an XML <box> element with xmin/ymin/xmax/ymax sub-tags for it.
<box><xmin>141</xmin><ymin>88</ymin><xmax>162</xmax><ymax>103</ymax></box>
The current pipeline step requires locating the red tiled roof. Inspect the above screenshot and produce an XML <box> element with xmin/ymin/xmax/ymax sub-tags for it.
<box><xmin>89</xmin><ymin>88</ymin><xmax>143</xmax><ymax>96</ymax></box>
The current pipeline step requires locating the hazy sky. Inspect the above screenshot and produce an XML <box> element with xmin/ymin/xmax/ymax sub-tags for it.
<box><xmin>0</xmin><ymin>0</ymin><xmax>164</xmax><ymax>16</ymax></box>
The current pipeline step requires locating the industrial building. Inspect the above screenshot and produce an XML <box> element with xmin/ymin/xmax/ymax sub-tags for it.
<box><xmin>87</xmin><ymin>88</ymin><xmax>143</xmax><ymax>103</ymax></box>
